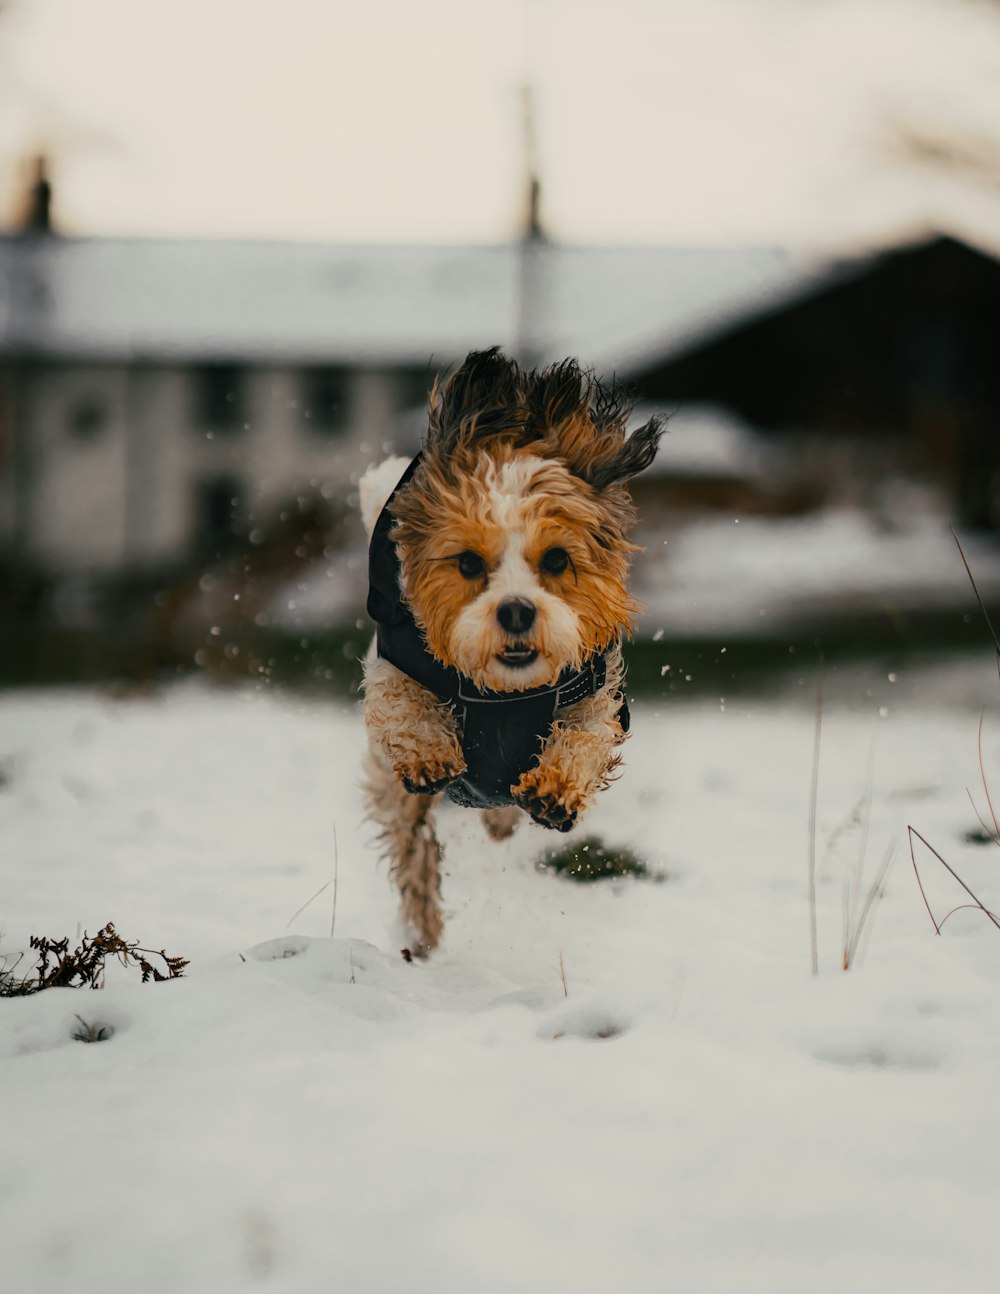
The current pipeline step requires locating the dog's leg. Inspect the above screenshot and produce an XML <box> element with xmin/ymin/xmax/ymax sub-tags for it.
<box><xmin>363</xmin><ymin>648</ymin><xmax>460</xmax><ymax>952</ymax></box>
<box><xmin>363</xmin><ymin>650</ymin><xmax>466</xmax><ymax>794</ymax></box>
<box><xmin>364</xmin><ymin>748</ymin><xmax>445</xmax><ymax>955</ymax></box>
<box><xmin>513</xmin><ymin>649</ymin><xmax>628</xmax><ymax>833</ymax></box>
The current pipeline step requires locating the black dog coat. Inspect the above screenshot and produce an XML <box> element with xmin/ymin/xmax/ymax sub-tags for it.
<box><xmin>366</xmin><ymin>456</ymin><xmax>628</xmax><ymax>810</ymax></box>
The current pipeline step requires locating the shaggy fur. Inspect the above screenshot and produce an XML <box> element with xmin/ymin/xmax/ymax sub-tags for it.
<box><xmin>362</xmin><ymin>348</ymin><xmax>662</xmax><ymax>956</ymax></box>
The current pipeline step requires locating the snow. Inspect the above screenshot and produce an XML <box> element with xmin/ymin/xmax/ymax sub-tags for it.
<box><xmin>634</xmin><ymin>403</ymin><xmax>770</xmax><ymax>482</ymax></box>
<box><xmin>637</xmin><ymin>504</ymin><xmax>1000</xmax><ymax>636</ymax></box>
<box><xmin>264</xmin><ymin>557</ymin><xmax>366</xmax><ymax>633</ymax></box>
<box><xmin>5</xmin><ymin>669</ymin><xmax>1000</xmax><ymax>1292</ymax></box>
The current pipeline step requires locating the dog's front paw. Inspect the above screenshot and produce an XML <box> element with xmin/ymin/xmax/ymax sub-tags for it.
<box><xmin>400</xmin><ymin>767</ymin><xmax>462</xmax><ymax>796</ymax></box>
<box><xmin>512</xmin><ymin>768</ymin><xmax>582</xmax><ymax>833</ymax></box>
<box><xmin>392</xmin><ymin>745</ymin><xmax>467</xmax><ymax>796</ymax></box>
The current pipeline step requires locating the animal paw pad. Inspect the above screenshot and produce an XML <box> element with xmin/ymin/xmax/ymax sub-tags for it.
<box><xmin>400</xmin><ymin>767</ymin><xmax>462</xmax><ymax>796</ymax></box>
<box><xmin>516</xmin><ymin>790</ymin><xmax>578</xmax><ymax>832</ymax></box>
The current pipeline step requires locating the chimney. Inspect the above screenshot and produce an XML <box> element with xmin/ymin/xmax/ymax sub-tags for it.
<box><xmin>20</xmin><ymin>154</ymin><xmax>54</xmax><ymax>234</ymax></box>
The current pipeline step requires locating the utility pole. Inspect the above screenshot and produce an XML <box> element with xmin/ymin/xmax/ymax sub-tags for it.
<box><xmin>516</xmin><ymin>82</ymin><xmax>547</xmax><ymax>369</ymax></box>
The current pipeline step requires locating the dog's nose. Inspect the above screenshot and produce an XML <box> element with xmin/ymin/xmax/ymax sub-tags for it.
<box><xmin>497</xmin><ymin>598</ymin><xmax>536</xmax><ymax>635</ymax></box>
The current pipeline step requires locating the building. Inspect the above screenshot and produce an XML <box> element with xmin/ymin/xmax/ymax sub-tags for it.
<box><xmin>0</xmin><ymin>234</ymin><xmax>809</xmax><ymax>598</ymax></box>
<box><xmin>629</xmin><ymin>234</ymin><xmax>1000</xmax><ymax>527</ymax></box>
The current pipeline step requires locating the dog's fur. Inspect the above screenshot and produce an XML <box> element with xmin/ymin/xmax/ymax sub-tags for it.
<box><xmin>361</xmin><ymin>348</ymin><xmax>662</xmax><ymax>955</ymax></box>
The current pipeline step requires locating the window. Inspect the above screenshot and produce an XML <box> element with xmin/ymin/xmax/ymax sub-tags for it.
<box><xmin>302</xmin><ymin>367</ymin><xmax>350</xmax><ymax>434</ymax></box>
<box><xmin>398</xmin><ymin>366</ymin><xmax>433</xmax><ymax>413</ymax></box>
<box><xmin>194</xmin><ymin>364</ymin><xmax>245</xmax><ymax>430</ymax></box>
<box><xmin>67</xmin><ymin>393</ymin><xmax>108</xmax><ymax>442</ymax></box>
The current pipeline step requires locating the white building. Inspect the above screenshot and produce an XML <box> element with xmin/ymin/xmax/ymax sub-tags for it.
<box><xmin>0</xmin><ymin>234</ymin><xmax>810</xmax><ymax>586</ymax></box>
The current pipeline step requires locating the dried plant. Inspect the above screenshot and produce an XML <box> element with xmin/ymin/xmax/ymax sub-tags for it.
<box><xmin>908</xmin><ymin>827</ymin><xmax>1000</xmax><ymax>936</ymax></box>
<box><xmin>907</xmin><ymin>533</ymin><xmax>1000</xmax><ymax>939</ymax></box>
<box><xmin>0</xmin><ymin>922</ymin><xmax>188</xmax><ymax>997</ymax></box>
<box><xmin>807</xmin><ymin>664</ymin><xmax>893</xmax><ymax>974</ymax></box>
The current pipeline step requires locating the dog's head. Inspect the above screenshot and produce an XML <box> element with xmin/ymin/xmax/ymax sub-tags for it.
<box><xmin>390</xmin><ymin>348</ymin><xmax>663</xmax><ymax>692</ymax></box>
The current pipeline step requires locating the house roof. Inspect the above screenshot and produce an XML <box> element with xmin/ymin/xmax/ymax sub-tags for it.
<box><xmin>0</xmin><ymin>235</ymin><xmax>820</xmax><ymax>371</ymax></box>
<box><xmin>629</xmin><ymin>231</ymin><xmax>1000</xmax><ymax>384</ymax></box>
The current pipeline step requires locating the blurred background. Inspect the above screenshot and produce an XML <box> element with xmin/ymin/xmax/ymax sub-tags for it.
<box><xmin>4</xmin><ymin>0</ymin><xmax>1000</xmax><ymax>698</ymax></box>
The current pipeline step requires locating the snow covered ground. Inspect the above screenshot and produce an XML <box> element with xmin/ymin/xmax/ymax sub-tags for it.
<box><xmin>4</xmin><ymin>669</ymin><xmax>1000</xmax><ymax>1293</ymax></box>
<box><xmin>637</xmin><ymin>503</ymin><xmax>1000</xmax><ymax>638</ymax></box>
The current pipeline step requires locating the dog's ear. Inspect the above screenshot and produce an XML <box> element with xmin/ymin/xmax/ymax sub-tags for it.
<box><xmin>528</xmin><ymin>360</ymin><xmax>665</xmax><ymax>489</ymax></box>
<box><xmin>527</xmin><ymin>358</ymin><xmax>609</xmax><ymax>467</ymax></box>
<box><xmin>426</xmin><ymin>347</ymin><xmax>527</xmax><ymax>455</ymax></box>
<box><xmin>586</xmin><ymin>415</ymin><xmax>665</xmax><ymax>490</ymax></box>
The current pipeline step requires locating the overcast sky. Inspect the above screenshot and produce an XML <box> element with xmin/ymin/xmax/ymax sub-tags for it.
<box><xmin>3</xmin><ymin>0</ymin><xmax>1000</xmax><ymax>250</ymax></box>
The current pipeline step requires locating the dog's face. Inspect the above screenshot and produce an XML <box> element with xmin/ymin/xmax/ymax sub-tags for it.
<box><xmin>394</xmin><ymin>449</ymin><xmax>635</xmax><ymax>691</ymax></box>
<box><xmin>389</xmin><ymin>350</ymin><xmax>662</xmax><ymax>693</ymax></box>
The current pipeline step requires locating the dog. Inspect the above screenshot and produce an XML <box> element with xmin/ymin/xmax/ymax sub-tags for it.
<box><xmin>360</xmin><ymin>347</ymin><xmax>662</xmax><ymax>955</ymax></box>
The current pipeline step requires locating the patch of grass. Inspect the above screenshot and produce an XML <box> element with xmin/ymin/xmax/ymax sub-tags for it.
<box><xmin>72</xmin><ymin>1014</ymin><xmax>114</xmax><ymax>1043</ymax></box>
<box><xmin>536</xmin><ymin>834</ymin><xmax>665</xmax><ymax>884</ymax></box>
<box><xmin>961</xmin><ymin>825</ymin><xmax>997</xmax><ymax>846</ymax></box>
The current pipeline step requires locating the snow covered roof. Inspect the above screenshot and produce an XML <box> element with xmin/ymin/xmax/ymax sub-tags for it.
<box><xmin>0</xmin><ymin>235</ymin><xmax>819</xmax><ymax>369</ymax></box>
<box><xmin>539</xmin><ymin>244</ymin><xmax>823</xmax><ymax>375</ymax></box>
<box><xmin>630</xmin><ymin>403</ymin><xmax>770</xmax><ymax>481</ymax></box>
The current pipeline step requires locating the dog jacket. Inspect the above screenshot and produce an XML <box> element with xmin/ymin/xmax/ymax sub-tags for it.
<box><xmin>366</xmin><ymin>455</ymin><xmax>628</xmax><ymax>810</ymax></box>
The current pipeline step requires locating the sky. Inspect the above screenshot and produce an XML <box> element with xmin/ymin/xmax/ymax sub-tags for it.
<box><xmin>2</xmin><ymin>0</ymin><xmax>1000</xmax><ymax>250</ymax></box>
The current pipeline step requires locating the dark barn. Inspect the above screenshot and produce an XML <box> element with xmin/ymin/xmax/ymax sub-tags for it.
<box><xmin>631</xmin><ymin>235</ymin><xmax>1000</xmax><ymax>528</ymax></box>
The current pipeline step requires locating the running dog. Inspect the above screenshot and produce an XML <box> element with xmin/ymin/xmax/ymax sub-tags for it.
<box><xmin>361</xmin><ymin>348</ymin><xmax>662</xmax><ymax>955</ymax></box>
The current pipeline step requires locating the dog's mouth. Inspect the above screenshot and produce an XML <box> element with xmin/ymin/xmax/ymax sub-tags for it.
<box><xmin>496</xmin><ymin>645</ymin><xmax>539</xmax><ymax>669</ymax></box>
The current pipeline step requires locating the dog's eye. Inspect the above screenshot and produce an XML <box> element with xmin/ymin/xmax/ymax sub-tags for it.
<box><xmin>457</xmin><ymin>551</ymin><xmax>486</xmax><ymax>579</ymax></box>
<box><xmin>540</xmin><ymin>547</ymin><xmax>570</xmax><ymax>576</ymax></box>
